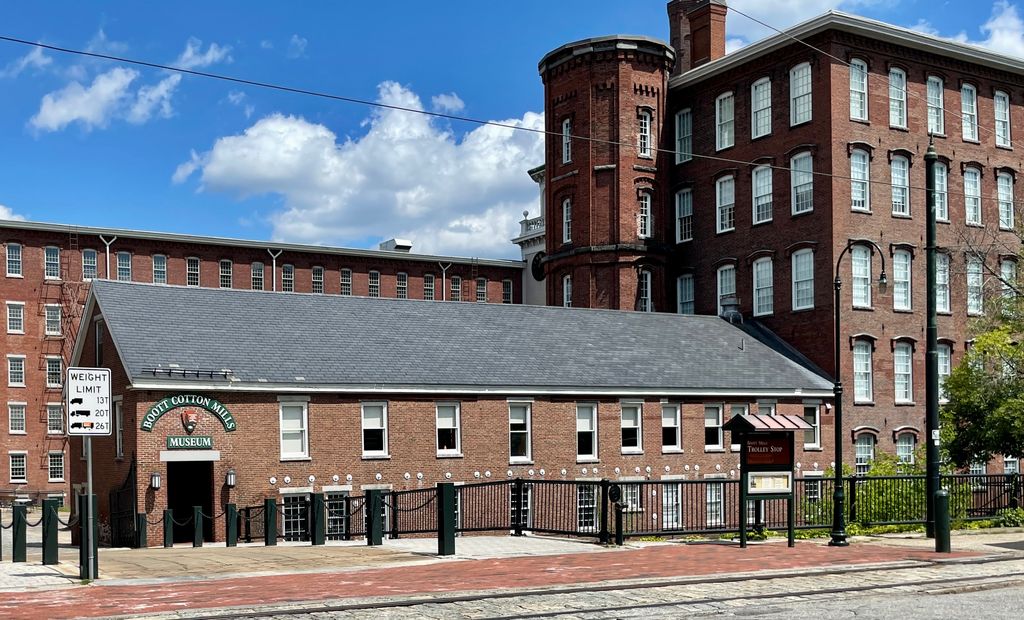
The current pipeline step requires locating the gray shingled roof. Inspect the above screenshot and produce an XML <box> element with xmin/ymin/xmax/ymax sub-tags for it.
<box><xmin>87</xmin><ymin>280</ymin><xmax>833</xmax><ymax>395</ymax></box>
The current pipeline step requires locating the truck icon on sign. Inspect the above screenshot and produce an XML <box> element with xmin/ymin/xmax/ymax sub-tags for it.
<box><xmin>70</xmin><ymin>422</ymin><xmax>94</xmax><ymax>430</ymax></box>
<box><xmin>71</xmin><ymin>398</ymin><xmax>83</xmax><ymax>405</ymax></box>
<box><xmin>70</xmin><ymin>410</ymin><xmax>91</xmax><ymax>418</ymax></box>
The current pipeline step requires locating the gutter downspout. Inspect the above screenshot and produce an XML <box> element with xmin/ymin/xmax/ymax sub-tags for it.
<box><xmin>99</xmin><ymin>235</ymin><xmax>117</xmax><ymax>280</ymax></box>
<box><xmin>438</xmin><ymin>262</ymin><xmax>452</xmax><ymax>301</ymax></box>
<box><xmin>267</xmin><ymin>249</ymin><xmax>282</xmax><ymax>291</ymax></box>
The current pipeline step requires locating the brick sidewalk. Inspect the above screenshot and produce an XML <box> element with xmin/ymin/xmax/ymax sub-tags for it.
<box><xmin>0</xmin><ymin>541</ymin><xmax>976</xmax><ymax>619</ymax></box>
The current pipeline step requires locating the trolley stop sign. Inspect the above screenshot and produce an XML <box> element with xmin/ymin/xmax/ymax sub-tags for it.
<box><xmin>66</xmin><ymin>367</ymin><xmax>112</xmax><ymax>436</ymax></box>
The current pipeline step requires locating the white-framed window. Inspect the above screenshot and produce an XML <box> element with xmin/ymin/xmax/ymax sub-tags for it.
<box><xmin>368</xmin><ymin>270</ymin><xmax>380</xmax><ymax>298</ymax></box>
<box><xmin>562</xmin><ymin>274</ymin><xmax>572</xmax><ymax>308</ymax></box>
<box><xmin>661</xmin><ymin>404</ymin><xmax>681</xmax><ymax>452</ymax></box>
<box><xmin>927</xmin><ymin>76</ymin><xmax>944</xmax><ymax>134</ymax></box>
<box><xmin>706</xmin><ymin>481</ymin><xmax>724</xmax><ymax>527</ymax></box>
<box><xmin>361</xmin><ymin>401</ymin><xmax>388</xmax><ymax>457</ymax></box>
<box><xmin>638</xmin><ymin>191</ymin><xmax>652</xmax><ymax>239</ymax></box>
<box><xmin>1002</xmin><ymin>259</ymin><xmax>1017</xmax><ymax>297</ymax></box>
<box><xmin>282</xmin><ymin>264</ymin><xmax>294</xmax><ymax>292</ymax></box>
<box><xmin>935</xmin><ymin>162</ymin><xmax>949</xmax><ymax>221</ymax></box>
<box><xmin>638</xmin><ymin>269</ymin><xmax>653</xmax><ymax>313</ymax></box>
<box><xmin>967</xmin><ymin>256</ymin><xmax>984</xmax><ymax>315</ymax></box>
<box><xmin>715</xmin><ymin>92</ymin><xmax>734</xmax><ymax>150</ymax></box>
<box><xmin>888</xmin><ymin>67</ymin><xmax>907</xmax><ymax>128</ymax></box>
<box><xmin>424</xmin><ymin>274</ymin><xmax>435</xmax><ymax>301</ymax></box>
<box><xmin>894</xmin><ymin>341</ymin><xmax>913</xmax><ymax>403</ymax></box>
<box><xmin>803</xmin><ymin>402</ymin><xmax>820</xmax><ymax>449</ymax></box>
<box><xmin>46</xmin><ymin>356</ymin><xmax>62</xmax><ymax>388</ymax></box>
<box><xmin>1005</xmin><ymin>457</ymin><xmax>1019</xmax><ymax>475</ymax></box>
<box><xmin>436</xmin><ymin>402</ymin><xmax>461</xmax><ymax>456</ymax></box>
<box><xmin>312</xmin><ymin>266</ymin><xmax>325</xmax><ymax>294</ymax></box>
<box><xmin>677</xmin><ymin>274</ymin><xmax>694</xmax><ymax>315</ymax></box>
<box><xmin>891</xmin><ymin>156</ymin><xmax>909</xmax><ymax>216</ymax></box>
<box><xmin>251</xmin><ymin>262</ymin><xmax>264</xmax><ymax>291</ymax></box>
<box><xmin>675</xmin><ymin>190</ymin><xmax>693</xmax><ymax>244</ymax></box>
<box><xmin>9</xmin><ymin>453</ymin><xmax>26</xmax><ymax>483</ymax></box>
<box><xmin>620</xmin><ymin>483</ymin><xmax>643</xmax><ymax>512</ymax></box>
<box><xmin>936</xmin><ymin>253</ymin><xmax>950</xmax><ymax>312</ymax></box>
<box><xmin>8</xmin><ymin>404</ymin><xmax>26</xmax><ymax>434</ymax></box>
<box><xmin>82</xmin><ymin>249</ymin><xmax>98</xmax><ymax>281</ymax></box>
<box><xmin>790</xmin><ymin>152</ymin><xmax>813</xmax><ymax>214</ymax></box>
<box><xmin>894</xmin><ymin>433</ymin><xmax>915</xmax><ymax>465</ymax></box>
<box><xmin>114</xmin><ymin>398</ymin><xmax>123</xmax><ymax>458</ymax></box>
<box><xmin>970</xmin><ymin>462</ymin><xmax>987</xmax><ymax>477</ymax></box>
<box><xmin>938</xmin><ymin>343</ymin><xmax>952</xmax><ymax>402</ymax></box>
<box><xmin>620</xmin><ymin>402</ymin><xmax>642</xmax><ymax>453</ymax></box>
<box><xmin>662</xmin><ymin>482</ymin><xmax>682</xmax><ymax>529</ymax></box>
<box><xmin>186</xmin><ymin>257</ymin><xmax>200</xmax><ymax>287</ymax></box>
<box><xmin>561</xmin><ymin>117</ymin><xmax>572</xmax><ymax>164</ymax></box>
<box><xmin>675</xmin><ymin>108</ymin><xmax>692</xmax><ymax>163</ymax></box>
<box><xmin>850</xmin><ymin>149</ymin><xmax>870</xmax><ymax>212</ymax></box>
<box><xmin>279</xmin><ymin>400</ymin><xmax>309</xmax><ymax>459</ymax></box>
<box><xmin>5</xmin><ymin>243</ymin><xmax>21</xmax><ymax>277</ymax></box>
<box><xmin>893</xmin><ymin>250</ymin><xmax>912</xmax><ymax>311</ymax></box>
<box><xmin>717</xmin><ymin>264</ymin><xmax>736</xmax><ymax>316</ymax></box>
<box><xmin>562</xmin><ymin>198</ymin><xmax>572</xmax><ymax>243</ymax></box>
<box><xmin>511</xmin><ymin>482</ymin><xmax>533</xmax><ymax>530</ymax></box>
<box><xmin>964</xmin><ymin>167</ymin><xmax>982</xmax><ymax>225</ymax></box>
<box><xmin>995</xmin><ymin>90</ymin><xmax>1011</xmax><ymax>147</ymax></box>
<box><xmin>753</xmin><ymin>257</ymin><xmax>773</xmax><ymax>316</ymax></box>
<box><xmin>450</xmin><ymin>276</ymin><xmax>462</xmax><ymax>302</ymax></box>
<box><xmin>855</xmin><ymin>434</ymin><xmax>875</xmax><ymax>475</ymax></box>
<box><xmin>502</xmin><ymin>279</ymin><xmax>513</xmax><ymax>304</ymax></box>
<box><xmin>577</xmin><ymin>483</ymin><xmax>598</xmax><ymax>532</ymax></box>
<box><xmin>7</xmin><ymin>355</ymin><xmax>25</xmax><ymax>387</ymax></box>
<box><xmin>790</xmin><ymin>62</ymin><xmax>812</xmax><ymax>125</ymax></box>
<box><xmin>508</xmin><ymin>401</ymin><xmax>531</xmax><ymax>462</ymax></box>
<box><xmin>704</xmin><ymin>404</ymin><xmax>723</xmax><ymax>450</ymax></box>
<box><xmin>852</xmin><ymin>245</ymin><xmax>872</xmax><ymax>308</ymax></box>
<box><xmin>116</xmin><ymin>251</ymin><xmax>132</xmax><ymax>281</ymax></box>
<box><xmin>730</xmin><ymin>403</ymin><xmax>748</xmax><ymax>451</ymax></box>
<box><xmin>340</xmin><ymin>268</ymin><xmax>352</xmax><ymax>296</ymax></box>
<box><xmin>47</xmin><ymin>404</ymin><xmax>63</xmax><ymax>434</ymax></box>
<box><xmin>752</xmin><ymin>165</ymin><xmax>773</xmax><ymax>224</ymax></box>
<box><xmin>637</xmin><ymin>109</ymin><xmax>652</xmax><ymax>157</ymax></box>
<box><xmin>849</xmin><ymin>58</ymin><xmax>868</xmax><ymax>120</ymax></box>
<box><xmin>476</xmin><ymin>277</ymin><xmax>487</xmax><ymax>302</ymax></box>
<box><xmin>716</xmin><ymin>175</ymin><xmax>735</xmax><ymax>233</ymax></box>
<box><xmin>853</xmin><ymin>340</ymin><xmax>874</xmax><ymax>403</ymax></box>
<box><xmin>792</xmin><ymin>249</ymin><xmax>814</xmax><ymax>310</ymax></box>
<box><xmin>576</xmin><ymin>403</ymin><xmax>598</xmax><ymax>460</ymax></box>
<box><xmin>396</xmin><ymin>272</ymin><xmax>407</xmax><ymax>299</ymax></box>
<box><xmin>48</xmin><ymin>452</ymin><xmax>64</xmax><ymax>482</ymax></box>
<box><xmin>962</xmin><ymin>84</ymin><xmax>978</xmax><ymax>141</ymax></box>
<box><xmin>6</xmin><ymin>302</ymin><xmax>23</xmax><ymax>334</ymax></box>
<box><xmin>152</xmin><ymin>254</ymin><xmax>167</xmax><ymax>284</ymax></box>
<box><xmin>998</xmin><ymin>172</ymin><xmax>1014</xmax><ymax>230</ymax></box>
<box><xmin>44</xmin><ymin>246</ymin><xmax>60</xmax><ymax>279</ymax></box>
<box><xmin>219</xmin><ymin>260</ymin><xmax>233</xmax><ymax>288</ymax></box>
<box><xmin>44</xmin><ymin>303</ymin><xmax>60</xmax><ymax>336</ymax></box>
<box><xmin>751</xmin><ymin>77</ymin><xmax>771</xmax><ymax>138</ymax></box>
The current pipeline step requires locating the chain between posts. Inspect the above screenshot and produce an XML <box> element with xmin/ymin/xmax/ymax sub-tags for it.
<box><xmin>54</xmin><ymin>513</ymin><xmax>80</xmax><ymax>529</ymax></box>
<box><xmin>145</xmin><ymin>513</ymin><xmax>165</xmax><ymax>526</ymax></box>
<box><xmin>169</xmin><ymin>514</ymin><xmax>193</xmax><ymax>527</ymax></box>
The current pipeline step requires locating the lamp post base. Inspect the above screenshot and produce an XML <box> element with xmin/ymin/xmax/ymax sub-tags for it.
<box><xmin>828</xmin><ymin>533</ymin><xmax>849</xmax><ymax>547</ymax></box>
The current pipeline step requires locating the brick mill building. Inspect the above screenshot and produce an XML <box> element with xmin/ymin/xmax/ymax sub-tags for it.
<box><xmin>532</xmin><ymin>1</ymin><xmax>1024</xmax><ymax>474</ymax></box>
<box><xmin>71</xmin><ymin>280</ymin><xmax>831</xmax><ymax>544</ymax></box>
<box><xmin>0</xmin><ymin>220</ymin><xmax>523</xmax><ymax>504</ymax></box>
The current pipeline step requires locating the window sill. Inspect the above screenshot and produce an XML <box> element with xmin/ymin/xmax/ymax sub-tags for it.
<box><xmin>436</xmin><ymin>453</ymin><xmax>464</xmax><ymax>459</ymax></box>
<box><xmin>790</xmin><ymin>119</ymin><xmax>812</xmax><ymax>128</ymax></box>
<box><xmin>891</xmin><ymin>213</ymin><xmax>912</xmax><ymax>220</ymax></box>
<box><xmin>676</xmin><ymin>239</ymin><xmax>693</xmax><ymax>245</ymax></box>
<box><xmin>48</xmin><ymin>479</ymin><xmax>65</xmax><ymax>483</ymax></box>
<box><xmin>576</xmin><ymin>458</ymin><xmax>600</xmax><ymax>464</ymax></box>
<box><xmin>791</xmin><ymin>209</ymin><xmax>814</xmax><ymax>218</ymax></box>
<box><xmin>803</xmin><ymin>446</ymin><xmax>823</xmax><ymax>452</ymax></box>
<box><xmin>849</xmin><ymin>117</ymin><xmax>870</xmax><ymax>125</ymax></box>
<box><xmin>752</xmin><ymin>312</ymin><xmax>773</xmax><ymax>318</ymax></box>
<box><xmin>7</xmin><ymin>385</ymin><xmax>25</xmax><ymax>389</ymax></box>
<box><xmin>962</xmin><ymin>138</ymin><xmax>980</xmax><ymax>145</ymax></box>
<box><xmin>6</xmin><ymin>275</ymin><xmax>23</xmax><ymax>279</ymax></box>
<box><xmin>893</xmin><ymin>308</ymin><xmax>913</xmax><ymax>314</ymax></box>
<box><xmin>966</xmin><ymin>222</ymin><xmax>984</xmax><ymax>228</ymax></box>
<box><xmin>853</xmin><ymin>401</ymin><xmax>875</xmax><ymax>406</ymax></box>
<box><xmin>281</xmin><ymin>456</ymin><xmax>313</xmax><ymax>462</ymax></box>
<box><xmin>752</xmin><ymin>219</ymin><xmax>773</xmax><ymax>227</ymax></box>
<box><xmin>9</xmin><ymin>480</ymin><xmax>26</xmax><ymax>485</ymax></box>
<box><xmin>997</xmin><ymin>144</ymin><xmax>1013</xmax><ymax>151</ymax></box>
<box><xmin>661</xmin><ymin>448</ymin><xmax>684</xmax><ymax>455</ymax></box>
<box><xmin>930</xmin><ymin>133</ymin><xmax>947</xmax><ymax>139</ymax></box>
<box><xmin>716</xmin><ymin>228</ymin><xmax>735</xmax><ymax>235</ymax></box>
<box><xmin>851</xmin><ymin>209</ymin><xmax>872</xmax><ymax>214</ymax></box>
<box><xmin>895</xmin><ymin>401</ymin><xmax>916</xmax><ymax>406</ymax></box>
<box><xmin>751</xmin><ymin>132</ymin><xmax>772</xmax><ymax>142</ymax></box>
<box><xmin>8</xmin><ymin>432</ymin><xmax>26</xmax><ymax>436</ymax></box>
<box><xmin>704</xmin><ymin>447</ymin><xmax>726</xmax><ymax>453</ymax></box>
<box><xmin>937</xmin><ymin>219</ymin><xmax>950</xmax><ymax>225</ymax></box>
<box><xmin>889</xmin><ymin>125</ymin><xmax>909</xmax><ymax>132</ymax></box>
<box><xmin>791</xmin><ymin>306</ymin><xmax>815</xmax><ymax>313</ymax></box>
<box><xmin>620</xmin><ymin>449</ymin><xmax>643</xmax><ymax>456</ymax></box>
<box><xmin>1000</xmin><ymin>226</ymin><xmax>1015</xmax><ymax>232</ymax></box>
<box><xmin>853</xmin><ymin>306</ymin><xmax>874</xmax><ymax>312</ymax></box>
<box><xmin>361</xmin><ymin>454</ymin><xmax>391</xmax><ymax>460</ymax></box>
<box><xmin>510</xmin><ymin>459</ymin><xmax>534</xmax><ymax>466</ymax></box>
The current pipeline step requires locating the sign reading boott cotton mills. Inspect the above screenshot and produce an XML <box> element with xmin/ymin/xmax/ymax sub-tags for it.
<box><xmin>66</xmin><ymin>367</ymin><xmax>112</xmax><ymax>436</ymax></box>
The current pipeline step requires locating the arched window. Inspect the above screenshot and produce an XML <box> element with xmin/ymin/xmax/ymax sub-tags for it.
<box><xmin>849</xmin><ymin>59</ymin><xmax>868</xmax><ymax>120</ymax></box>
<box><xmin>852</xmin><ymin>339</ymin><xmax>874</xmax><ymax>402</ymax></box>
<box><xmin>851</xmin><ymin>245</ymin><xmax>872</xmax><ymax>308</ymax></box>
<box><xmin>855</xmin><ymin>433</ymin><xmax>875</xmax><ymax>475</ymax></box>
<box><xmin>850</xmin><ymin>149</ymin><xmax>870</xmax><ymax>211</ymax></box>
<box><xmin>790</xmin><ymin>62</ymin><xmax>812</xmax><ymax>125</ymax></box>
<box><xmin>717</xmin><ymin>264</ymin><xmax>736</xmax><ymax>316</ymax></box>
<box><xmin>892</xmin><ymin>249</ymin><xmax>912</xmax><ymax>311</ymax></box>
<box><xmin>888</xmin><ymin>67</ymin><xmax>907</xmax><ymax>128</ymax></box>
<box><xmin>896</xmin><ymin>432</ymin><xmax>916</xmax><ymax>464</ymax></box>
<box><xmin>890</xmin><ymin>155</ymin><xmax>909</xmax><ymax>216</ymax></box>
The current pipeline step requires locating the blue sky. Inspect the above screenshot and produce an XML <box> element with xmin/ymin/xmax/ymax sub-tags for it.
<box><xmin>1</xmin><ymin>1</ymin><xmax>1021</xmax><ymax>258</ymax></box>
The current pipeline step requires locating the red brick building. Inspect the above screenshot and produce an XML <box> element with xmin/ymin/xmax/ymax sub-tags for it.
<box><xmin>1</xmin><ymin>220</ymin><xmax>523</xmax><ymax>503</ymax></box>
<box><xmin>536</xmin><ymin>2</ymin><xmax>1023</xmax><ymax>472</ymax></box>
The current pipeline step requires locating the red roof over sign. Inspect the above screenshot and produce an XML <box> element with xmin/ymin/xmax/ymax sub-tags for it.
<box><xmin>722</xmin><ymin>414</ymin><xmax>813</xmax><ymax>432</ymax></box>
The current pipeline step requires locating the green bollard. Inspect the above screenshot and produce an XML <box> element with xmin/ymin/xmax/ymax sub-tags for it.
<box><xmin>42</xmin><ymin>499</ymin><xmax>59</xmax><ymax>565</ymax></box>
<box><xmin>163</xmin><ymin>509</ymin><xmax>174</xmax><ymax>548</ymax></box>
<box><xmin>935</xmin><ymin>489</ymin><xmax>951</xmax><ymax>553</ymax></box>
<box><xmin>367</xmin><ymin>490</ymin><xmax>383</xmax><ymax>546</ymax></box>
<box><xmin>135</xmin><ymin>513</ymin><xmax>147</xmax><ymax>549</ymax></box>
<box><xmin>12</xmin><ymin>505</ymin><xmax>27</xmax><ymax>563</ymax></box>
<box><xmin>310</xmin><ymin>494</ymin><xmax>325</xmax><ymax>546</ymax></box>
<box><xmin>192</xmin><ymin>506</ymin><xmax>203</xmax><ymax>548</ymax></box>
<box><xmin>437</xmin><ymin>483</ymin><xmax>456</xmax><ymax>556</ymax></box>
<box><xmin>78</xmin><ymin>495</ymin><xmax>99</xmax><ymax>579</ymax></box>
<box><xmin>264</xmin><ymin>498</ymin><xmax>277</xmax><ymax>546</ymax></box>
<box><xmin>225</xmin><ymin>504</ymin><xmax>237</xmax><ymax>547</ymax></box>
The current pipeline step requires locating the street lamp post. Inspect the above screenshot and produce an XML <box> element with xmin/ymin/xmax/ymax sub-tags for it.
<box><xmin>830</xmin><ymin>239</ymin><xmax>887</xmax><ymax>547</ymax></box>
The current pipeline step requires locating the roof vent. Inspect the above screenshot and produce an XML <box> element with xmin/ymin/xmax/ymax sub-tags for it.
<box><xmin>719</xmin><ymin>296</ymin><xmax>743</xmax><ymax>324</ymax></box>
<box><xmin>379</xmin><ymin>238</ymin><xmax>413</xmax><ymax>252</ymax></box>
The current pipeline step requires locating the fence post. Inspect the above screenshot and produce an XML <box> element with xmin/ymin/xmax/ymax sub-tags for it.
<box><xmin>135</xmin><ymin>513</ymin><xmax>147</xmax><ymax>549</ymax></box>
<box><xmin>599</xmin><ymin>479</ymin><xmax>610</xmax><ymax>544</ymax></box>
<box><xmin>192</xmin><ymin>506</ymin><xmax>203</xmax><ymax>548</ymax></box>
<box><xmin>847</xmin><ymin>476</ymin><xmax>858</xmax><ymax>524</ymax></box>
<box><xmin>512</xmin><ymin>478</ymin><xmax>524</xmax><ymax>537</ymax></box>
<box><xmin>614</xmin><ymin>501</ymin><xmax>624</xmax><ymax>546</ymax></box>
<box><xmin>42</xmin><ymin>499</ymin><xmax>59</xmax><ymax>564</ymax></box>
<box><xmin>12</xmin><ymin>504</ymin><xmax>27</xmax><ymax>563</ymax></box>
<box><xmin>163</xmin><ymin>509</ymin><xmax>173</xmax><ymax>547</ymax></box>
<box><xmin>226</xmin><ymin>504</ymin><xmax>238</xmax><ymax>547</ymax></box>
<box><xmin>264</xmin><ymin>498</ymin><xmax>277</xmax><ymax>546</ymax></box>
<box><xmin>437</xmin><ymin>483</ymin><xmax>456</xmax><ymax>556</ymax></box>
<box><xmin>310</xmin><ymin>494</ymin><xmax>325</xmax><ymax>546</ymax></box>
<box><xmin>343</xmin><ymin>496</ymin><xmax>352</xmax><ymax>541</ymax></box>
<box><xmin>367</xmin><ymin>490</ymin><xmax>383</xmax><ymax>546</ymax></box>
<box><xmin>389</xmin><ymin>492</ymin><xmax>399</xmax><ymax>540</ymax></box>
<box><xmin>242</xmin><ymin>507</ymin><xmax>251</xmax><ymax>543</ymax></box>
<box><xmin>1012</xmin><ymin>474</ymin><xmax>1021</xmax><ymax>510</ymax></box>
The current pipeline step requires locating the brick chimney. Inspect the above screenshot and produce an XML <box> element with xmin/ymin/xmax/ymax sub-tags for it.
<box><xmin>667</xmin><ymin>0</ymin><xmax>728</xmax><ymax>75</ymax></box>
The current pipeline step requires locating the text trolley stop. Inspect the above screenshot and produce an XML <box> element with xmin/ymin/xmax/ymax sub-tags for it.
<box><xmin>66</xmin><ymin>367</ymin><xmax>111</xmax><ymax>581</ymax></box>
<box><xmin>723</xmin><ymin>413</ymin><xmax>813</xmax><ymax>549</ymax></box>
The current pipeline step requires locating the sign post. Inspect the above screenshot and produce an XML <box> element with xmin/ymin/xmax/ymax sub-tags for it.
<box><xmin>66</xmin><ymin>367</ymin><xmax>111</xmax><ymax>581</ymax></box>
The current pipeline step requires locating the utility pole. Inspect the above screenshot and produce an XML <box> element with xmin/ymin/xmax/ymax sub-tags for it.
<box><xmin>925</xmin><ymin>138</ymin><xmax>940</xmax><ymax>538</ymax></box>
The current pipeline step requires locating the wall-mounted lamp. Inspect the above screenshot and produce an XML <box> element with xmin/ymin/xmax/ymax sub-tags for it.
<box><xmin>225</xmin><ymin>468</ymin><xmax>237</xmax><ymax>488</ymax></box>
<box><xmin>149</xmin><ymin>472</ymin><xmax>161</xmax><ymax>491</ymax></box>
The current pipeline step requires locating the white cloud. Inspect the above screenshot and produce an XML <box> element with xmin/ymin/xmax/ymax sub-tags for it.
<box><xmin>960</xmin><ymin>1</ymin><xmax>1024</xmax><ymax>57</ymax></box>
<box><xmin>0</xmin><ymin>204</ymin><xmax>26</xmax><ymax>221</ymax></box>
<box><xmin>0</xmin><ymin>46</ymin><xmax>52</xmax><ymax>78</ymax></box>
<box><xmin>724</xmin><ymin>38</ymin><xmax>747</xmax><ymax>54</ymax></box>
<box><xmin>260</xmin><ymin>40</ymin><xmax>274</xmax><ymax>50</ymax></box>
<box><xmin>174</xmin><ymin>82</ymin><xmax>544</xmax><ymax>258</ymax></box>
<box><xmin>908</xmin><ymin>18</ymin><xmax>941</xmax><ymax>36</ymax></box>
<box><xmin>226</xmin><ymin>90</ymin><xmax>254</xmax><ymax>118</ymax></box>
<box><xmin>29</xmin><ymin>67</ymin><xmax>138</xmax><ymax>132</ymax></box>
<box><xmin>175</xmin><ymin>37</ymin><xmax>233</xmax><ymax>70</ymax></box>
<box><xmin>725</xmin><ymin>0</ymin><xmax>848</xmax><ymax>43</ymax></box>
<box><xmin>127</xmin><ymin>74</ymin><xmax>182</xmax><ymax>124</ymax></box>
<box><xmin>287</xmin><ymin>34</ymin><xmax>308</xmax><ymax>59</ymax></box>
<box><xmin>85</xmin><ymin>29</ymin><xmax>128</xmax><ymax>55</ymax></box>
<box><xmin>431</xmin><ymin>92</ymin><xmax>465</xmax><ymax>113</ymax></box>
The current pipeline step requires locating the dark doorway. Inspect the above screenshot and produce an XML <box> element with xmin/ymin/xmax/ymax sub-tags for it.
<box><xmin>167</xmin><ymin>461</ymin><xmax>213</xmax><ymax>543</ymax></box>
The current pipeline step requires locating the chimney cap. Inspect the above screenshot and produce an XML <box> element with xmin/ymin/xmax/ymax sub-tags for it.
<box><xmin>378</xmin><ymin>238</ymin><xmax>413</xmax><ymax>252</ymax></box>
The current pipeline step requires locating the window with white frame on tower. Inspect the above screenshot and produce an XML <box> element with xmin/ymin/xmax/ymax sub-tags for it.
<box><xmin>893</xmin><ymin>250</ymin><xmax>912</xmax><ymax>311</ymax></box>
<box><xmin>790</xmin><ymin>63</ymin><xmax>812</xmax><ymax>125</ymax></box>
<box><xmin>562</xmin><ymin>274</ymin><xmax>572</xmax><ymax>308</ymax></box>
<box><xmin>562</xmin><ymin>198</ymin><xmax>572</xmax><ymax>243</ymax></box>
<box><xmin>849</xmin><ymin>59</ymin><xmax>868</xmax><ymax>120</ymax></box>
<box><xmin>675</xmin><ymin>109</ymin><xmax>692</xmax><ymax>163</ymax></box>
<box><xmin>561</xmin><ymin>117</ymin><xmax>572</xmax><ymax>163</ymax></box>
<box><xmin>927</xmin><ymin>76</ymin><xmax>944</xmax><ymax>134</ymax></box>
<box><xmin>676</xmin><ymin>189</ymin><xmax>693</xmax><ymax>243</ymax></box>
<box><xmin>637</xmin><ymin>110</ymin><xmax>652</xmax><ymax>158</ymax></box>
<box><xmin>638</xmin><ymin>191</ymin><xmax>652</xmax><ymax>239</ymax></box>
<box><xmin>888</xmin><ymin>67</ymin><xmax>907</xmax><ymax>128</ymax></box>
<box><xmin>890</xmin><ymin>156</ymin><xmax>909</xmax><ymax>216</ymax></box>
<box><xmin>751</xmin><ymin>78</ymin><xmax>771</xmax><ymax>138</ymax></box>
<box><xmin>790</xmin><ymin>152</ymin><xmax>814</xmax><ymax>214</ymax></box>
<box><xmin>752</xmin><ymin>165</ymin><xmax>772</xmax><ymax>223</ymax></box>
<box><xmin>716</xmin><ymin>175</ymin><xmax>735</xmax><ymax>233</ymax></box>
<box><xmin>853</xmin><ymin>340</ymin><xmax>874</xmax><ymax>402</ymax></box>
<box><xmin>716</xmin><ymin>93</ymin><xmax>734</xmax><ymax>150</ymax></box>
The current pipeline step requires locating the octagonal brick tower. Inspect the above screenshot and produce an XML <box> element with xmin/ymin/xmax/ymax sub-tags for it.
<box><xmin>538</xmin><ymin>36</ymin><xmax>675</xmax><ymax>311</ymax></box>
